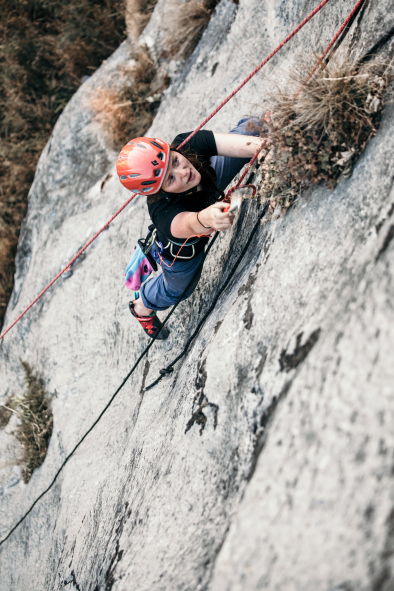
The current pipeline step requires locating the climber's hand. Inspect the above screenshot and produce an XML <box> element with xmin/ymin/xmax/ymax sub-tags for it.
<box><xmin>198</xmin><ymin>202</ymin><xmax>235</xmax><ymax>232</ymax></box>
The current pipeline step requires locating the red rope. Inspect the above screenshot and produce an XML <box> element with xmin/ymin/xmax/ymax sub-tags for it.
<box><xmin>177</xmin><ymin>0</ymin><xmax>334</xmax><ymax>151</ymax></box>
<box><xmin>306</xmin><ymin>0</ymin><xmax>367</xmax><ymax>81</ymax></box>
<box><xmin>0</xmin><ymin>193</ymin><xmax>137</xmax><ymax>340</ymax></box>
<box><xmin>226</xmin><ymin>183</ymin><xmax>257</xmax><ymax>200</ymax></box>
<box><xmin>1</xmin><ymin>0</ymin><xmax>361</xmax><ymax>341</ymax></box>
<box><xmin>160</xmin><ymin>147</ymin><xmax>262</xmax><ymax>267</ymax></box>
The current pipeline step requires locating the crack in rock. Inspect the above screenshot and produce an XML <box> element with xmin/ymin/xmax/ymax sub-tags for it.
<box><xmin>238</xmin><ymin>263</ymin><xmax>261</xmax><ymax>330</ymax></box>
<box><xmin>140</xmin><ymin>359</ymin><xmax>150</xmax><ymax>394</ymax></box>
<box><xmin>360</xmin><ymin>25</ymin><xmax>394</xmax><ymax>65</ymax></box>
<box><xmin>279</xmin><ymin>328</ymin><xmax>321</xmax><ymax>372</ymax></box>
<box><xmin>63</xmin><ymin>570</ymin><xmax>81</xmax><ymax>590</ymax></box>
<box><xmin>370</xmin><ymin>506</ymin><xmax>394</xmax><ymax>591</ymax></box>
<box><xmin>376</xmin><ymin>224</ymin><xmax>394</xmax><ymax>261</ymax></box>
<box><xmin>246</xmin><ymin>380</ymin><xmax>293</xmax><ymax>484</ymax></box>
<box><xmin>104</xmin><ymin>538</ymin><xmax>124</xmax><ymax>591</ymax></box>
<box><xmin>375</xmin><ymin>200</ymin><xmax>394</xmax><ymax>233</ymax></box>
<box><xmin>185</xmin><ymin>359</ymin><xmax>219</xmax><ymax>435</ymax></box>
<box><xmin>94</xmin><ymin>502</ymin><xmax>129</xmax><ymax>591</ymax></box>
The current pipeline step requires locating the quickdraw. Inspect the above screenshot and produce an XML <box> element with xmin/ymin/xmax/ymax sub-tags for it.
<box><xmin>138</xmin><ymin>225</ymin><xmax>159</xmax><ymax>272</ymax></box>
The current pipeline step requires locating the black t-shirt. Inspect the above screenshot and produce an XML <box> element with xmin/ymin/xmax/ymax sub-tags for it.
<box><xmin>147</xmin><ymin>130</ymin><xmax>222</xmax><ymax>261</ymax></box>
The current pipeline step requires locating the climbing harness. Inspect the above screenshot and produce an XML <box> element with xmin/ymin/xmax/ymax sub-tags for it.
<box><xmin>144</xmin><ymin>201</ymin><xmax>270</xmax><ymax>391</ymax></box>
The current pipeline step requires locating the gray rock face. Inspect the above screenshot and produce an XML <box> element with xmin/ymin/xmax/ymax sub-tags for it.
<box><xmin>0</xmin><ymin>1</ymin><xmax>393</xmax><ymax>590</ymax></box>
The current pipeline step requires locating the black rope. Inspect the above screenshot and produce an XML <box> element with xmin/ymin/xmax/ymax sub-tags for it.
<box><xmin>1</xmin><ymin>5</ymin><xmax>365</xmax><ymax>539</ymax></box>
<box><xmin>0</xmin><ymin>0</ymin><xmax>381</xmax><ymax>546</ymax></box>
<box><xmin>145</xmin><ymin>203</ymin><xmax>269</xmax><ymax>391</ymax></box>
<box><xmin>0</xmin><ymin>336</ymin><xmax>158</xmax><ymax>546</ymax></box>
<box><xmin>147</xmin><ymin>232</ymin><xmax>220</xmax><ymax>340</ymax></box>
<box><xmin>0</xmin><ymin>230</ymin><xmax>223</xmax><ymax>546</ymax></box>
<box><xmin>0</xmin><ymin>199</ymin><xmax>267</xmax><ymax>546</ymax></box>
<box><xmin>324</xmin><ymin>0</ymin><xmax>368</xmax><ymax>63</ymax></box>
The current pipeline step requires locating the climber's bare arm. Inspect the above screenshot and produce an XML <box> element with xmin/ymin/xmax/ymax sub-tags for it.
<box><xmin>213</xmin><ymin>132</ymin><xmax>265</xmax><ymax>158</ymax></box>
<box><xmin>171</xmin><ymin>203</ymin><xmax>234</xmax><ymax>238</ymax></box>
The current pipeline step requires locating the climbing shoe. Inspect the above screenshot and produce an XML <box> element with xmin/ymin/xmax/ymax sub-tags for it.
<box><xmin>129</xmin><ymin>301</ymin><xmax>169</xmax><ymax>340</ymax></box>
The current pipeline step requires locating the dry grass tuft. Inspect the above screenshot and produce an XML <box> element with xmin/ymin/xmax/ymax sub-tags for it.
<box><xmin>89</xmin><ymin>87</ymin><xmax>137</xmax><ymax>148</ymax></box>
<box><xmin>258</xmin><ymin>57</ymin><xmax>391</xmax><ymax>215</ymax></box>
<box><xmin>160</xmin><ymin>0</ymin><xmax>220</xmax><ymax>59</ymax></box>
<box><xmin>88</xmin><ymin>46</ymin><xmax>168</xmax><ymax>148</ymax></box>
<box><xmin>0</xmin><ymin>396</ymin><xmax>14</xmax><ymax>429</ymax></box>
<box><xmin>9</xmin><ymin>362</ymin><xmax>53</xmax><ymax>483</ymax></box>
<box><xmin>125</xmin><ymin>0</ymin><xmax>158</xmax><ymax>41</ymax></box>
<box><xmin>0</xmin><ymin>229</ymin><xmax>18</xmax><ymax>318</ymax></box>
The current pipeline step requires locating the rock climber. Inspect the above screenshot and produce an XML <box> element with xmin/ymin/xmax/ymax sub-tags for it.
<box><xmin>116</xmin><ymin>117</ymin><xmax>264</xmax><ymax>339</ymax></box>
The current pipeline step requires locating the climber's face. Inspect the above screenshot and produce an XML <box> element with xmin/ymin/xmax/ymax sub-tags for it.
<box><xmin>162</xmin><ymin>151</ymin><xmax>201</xmax><ymax>193</ymax></box>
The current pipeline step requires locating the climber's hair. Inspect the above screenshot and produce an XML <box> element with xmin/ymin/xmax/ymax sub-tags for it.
<box><xmin>147</xmin><ymin>144</ymin><xmax>220</xmax><ymax>204</ymax></box>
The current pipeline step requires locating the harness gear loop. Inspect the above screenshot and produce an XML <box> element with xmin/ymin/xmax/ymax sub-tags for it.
<box><xmin>138</xmin><ymin>225</ymin><xmax>159</xmax><ymax>272</ymax></box>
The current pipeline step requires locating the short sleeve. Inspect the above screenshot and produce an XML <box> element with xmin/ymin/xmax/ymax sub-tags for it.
<box><xmin>171</xmin><ymin>130</ymin><xmax>217</xmax><ymax>157</ymax></box>
<box><xmin>148</xmin><ymin>199</ymin><xmax>186</xmax><ymax>242</ymax></box>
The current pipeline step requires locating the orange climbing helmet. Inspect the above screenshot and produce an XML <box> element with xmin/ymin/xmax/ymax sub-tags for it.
<box><xmin>116</xmin><ymin>137</ymin><xmax>170</xmax><ymax>194</ymax></box>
